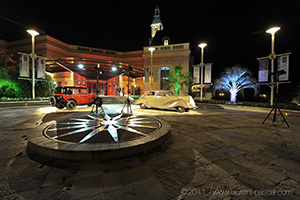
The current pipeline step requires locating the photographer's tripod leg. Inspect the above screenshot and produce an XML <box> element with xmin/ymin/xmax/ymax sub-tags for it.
<box><xmin>262</xmin><ymin>107</ymin><xmax>275</xmax><ymax>124</ymax></box>
<box><xmin>277</xmin><ymin>108</ymin><xmax>290</xmax><ymax>127</ymax></box>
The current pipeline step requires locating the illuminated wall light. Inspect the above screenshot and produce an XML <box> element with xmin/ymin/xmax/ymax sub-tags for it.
<box><xmin>112</xmin><ymin>66</ymin><xmax>117</xmax><ymax>71</ymax></box>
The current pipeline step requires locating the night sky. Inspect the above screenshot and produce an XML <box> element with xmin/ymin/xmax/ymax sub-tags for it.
<box><xmin>1</xmin><ymin>1</ymin><xmax>300</xmax><ymax>82</ymax></box>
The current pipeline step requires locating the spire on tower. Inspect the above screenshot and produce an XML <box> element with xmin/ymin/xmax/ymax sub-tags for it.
<box><xmin>149</xmin><ymin>5</ymin><xmax>163</xmax><ymax>45</ymax></box>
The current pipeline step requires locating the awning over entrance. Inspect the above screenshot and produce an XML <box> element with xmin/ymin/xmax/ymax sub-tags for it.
<box><xmin>46</xmin><ymin>58</ymin><xmax>144</xmax><ymax>80</ymax></box>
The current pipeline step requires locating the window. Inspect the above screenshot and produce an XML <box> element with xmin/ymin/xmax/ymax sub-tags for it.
<box><xmin>81</xmin><ymin>89</ymin><xmax>88</xmax><ymax>94</ymax></box>
<box><xmin>161</xmin><ymin>67</ymin><xmax>170</xmax><ymax>90</ymax></box>
<box><xmin>166</xmin><ymin>91</ymin><xmax>174</xmax><ymax>96</ymax></box>
<box><xmin>55</xmin><ymin>87</ymin><xmax>63</xmax><ymax>94</ymax></box>
<box><xmin>73</xmin><ymin>89</ymin><xmax>80</xmax><ymax>94</ymax></box>
<box><xmin>164</xmin><ymin>39</ymin><xmax>168</xmax><ymax>46</ymax></box>
<box><xmin>147</xmin><ymin>91</ymin><xmax>155</xmax><ymax>96</ymax></box>
<box><xmin>65</xmin><ymin>88</ymin><xmax>72</xmax><ymax>95</ymax></box>
<box><xmin>157</xmin><ymin>91</ymin><xmax>166</xmax><ymax>96</ymax></box>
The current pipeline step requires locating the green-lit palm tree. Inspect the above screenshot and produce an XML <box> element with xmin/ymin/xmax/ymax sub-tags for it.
<box><xmin>214</xmin><ymin>65</ymin><xmax>258</xmax><ymax>103</ymax></box>
<box><xmin>166</xmin><ymin>65</ymin><xmax>193</xmax><ymax>95</ymax></box>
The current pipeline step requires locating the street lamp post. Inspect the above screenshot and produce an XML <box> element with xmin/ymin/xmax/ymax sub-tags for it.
<box><xmin>198</xmin><ymin>43</ymin><xmax>207</xmax><ymax>101</ymax></box>
<box><xmin>266</xmin><ymin>27</ymin><xmax>280</xmax><ymax>106</ymax></box>
<box><xmin>148</xmin><ymin>47</ymin><xmax>155</xmax><ymax>90</ymax></box>
<box><xmin>27</xmin><ymin>29</ymin><xmax>39</xmax><ymax>99</ymax></box>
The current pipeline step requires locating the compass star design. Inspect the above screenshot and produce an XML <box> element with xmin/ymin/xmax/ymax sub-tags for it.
<box><xmin>44</xmin><ymin>114</ymin><xmax>161</xmax><ymax>144</ymax></box>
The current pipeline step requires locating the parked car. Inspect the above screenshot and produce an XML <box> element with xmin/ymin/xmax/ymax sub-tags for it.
<box><xmin>49</xmin><ymin>86</ymin><xmax>96</xmax><ymax>110</ymax></box>
<box><xmin>134</xmin><ymin>90</ymin><xmax>197</xmax><ymax>112</ymax></box>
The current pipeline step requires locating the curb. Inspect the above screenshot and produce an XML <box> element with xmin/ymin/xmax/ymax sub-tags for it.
<box><xmin>197</xmin><ymin>103</ymin><xmax>300</xmax><ymax>117</ymax></box>
<box><xmin>27</xmin><ymin>115</ymin><xmax>171</xmax><ymax>161</ymax></box>
<box><xmin>0</xmin><ymin>101</ymin><xmax>49</xmax><ymax>107</ymax></box>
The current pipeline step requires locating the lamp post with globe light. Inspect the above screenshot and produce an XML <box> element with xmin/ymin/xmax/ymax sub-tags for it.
<box><xmin>148</xmin><ymin>47</ymin><xmax>155</xmax><ymax>90</ymax></box>
<box><xmin>27</xmin><ymin>29</ymin><xmax>39</xmax><ymax>99</ymax></box>
<box><xmin>266</xmin><ymin>27</ymin><xmax>280</xmax><ymax>106</ymax></box>
<box><xmin>198</xmin><ymin>43</ymin><xmax>207</xmax><ymax>101</ymax></box>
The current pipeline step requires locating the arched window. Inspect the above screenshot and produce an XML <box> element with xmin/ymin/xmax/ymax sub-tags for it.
<box><xmin>162</xmin><ymin>36</ymin><xmax>170</xmax><ymax>46</ymax></box>
<box><xmin>164</xmin><ymin>39</ymin><xmax>168</xmax><ymax>46</ymax></box>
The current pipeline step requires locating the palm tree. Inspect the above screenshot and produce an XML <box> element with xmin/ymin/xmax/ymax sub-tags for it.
<box><xmin>166</xmin><ymin>65</ymin><xmax>193</xmax><ymax>95</ymax></box>
<box><xmin>214</xmin><ymin>65</ymin><xmax>258</xmax><ymax>103</ymax></box>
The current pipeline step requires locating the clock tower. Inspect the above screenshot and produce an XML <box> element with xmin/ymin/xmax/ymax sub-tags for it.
<box><xmin>149</xmin><ymin>5</ymin><xmax>163</xmax><ymax>45</ymax></box>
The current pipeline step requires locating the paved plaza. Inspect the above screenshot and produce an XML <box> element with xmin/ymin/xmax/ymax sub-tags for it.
<box><xmin>0</xmin><ymin>104</ymin><xmax>299</xmax><ymax>199</ymax></box>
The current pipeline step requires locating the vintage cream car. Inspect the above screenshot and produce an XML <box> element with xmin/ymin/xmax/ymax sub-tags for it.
<box><xmin>134</xmin><ymin>90</ymin><xmax>197</xmax><ymax>112</ymax></box>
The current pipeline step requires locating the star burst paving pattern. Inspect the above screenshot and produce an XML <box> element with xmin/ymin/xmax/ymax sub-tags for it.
<box><xmin>44</xmin><ymin>114</ymin><xmax>161</xmax><ymax>144</ymax></box>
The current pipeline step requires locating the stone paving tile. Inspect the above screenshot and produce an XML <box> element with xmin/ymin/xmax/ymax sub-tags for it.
<box><xmin>1</xmin><ymin>105</ymin><xmax>300</xmax><ymax>200</ymax></box>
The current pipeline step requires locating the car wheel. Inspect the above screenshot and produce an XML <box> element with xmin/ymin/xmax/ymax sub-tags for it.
<box><xmin>140</xmin><ymin>103</ymin><xmax>147</xmax><ymax>109</ymax></box>
<box><xmin>66</xmin><ymin>100</ymin><xmax>77</xmax><ymax>110</ymax></box>
<box><xmin>49</xmin><ymin>96</ymin><xmax>56</xmax><ymax>106</ymax></box>
<box><xmin>176</xmin><ymin>106</ymin><xmax>185</xmax><ymax>113</ymax></box>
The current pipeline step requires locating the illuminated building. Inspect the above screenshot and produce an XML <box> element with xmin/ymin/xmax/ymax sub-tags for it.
<box><xmin>1</xmin><ymin>5</ymin><xmax>191</xmax><ymax>95</ymax></box>
<box><xmin>1</xmin><ymin>34</ymin><xmax>191</xmax><ymax>95</ymax></box>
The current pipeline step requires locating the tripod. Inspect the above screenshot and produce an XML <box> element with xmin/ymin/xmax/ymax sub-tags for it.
<box><xmin>262</xmin><ymin>71</ymin><xmax>289</xmax><ymax>127</ymax></box>
<box><xmin>121</xmin><ymin>97</ymin><xmax>132</xmax><ymax>114</ymax></box>
<box><xmin>91</xmin><ymin>64</ymin><xmax>105</xmax><ymax>115</ymax></box>
<box><xmin>262</xmin><ymin>94</ymin><xmax>289</xmax><ymax>127</ymax></box>
<box><xmin>121</xmin><ymin>67</ymin><xmax>133</xmax><ymax>115</ymax></box>
<box><xmin>91</xmin><ymin>97</ymin><xmax>105</xmax><ymax>114</ymax></box>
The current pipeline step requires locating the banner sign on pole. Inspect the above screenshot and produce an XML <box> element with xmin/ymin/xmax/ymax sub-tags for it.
<box><xmin>277</xmin><ymin>55</ymin><xmax>289</xmax><ymax>81</ymax></box>
<box><xmin>193</xmin><ymin>66</ymin><xmax>200</xmax><ymax>84</ymax></box>
<box><xmin>19</xmin><ymin>54</ymin><xmax>29</xmax><ymax>77</ymax></box>
<box><xmin>144</xmin><ymin>67</ymin><xmax>149</xmax><ymax>83</ymax></box>
<box><xmin>37</xmin><ymin>58</ymin><xmax>46</xmax><ymax>79</ymax></box>
<box><xmin>258</xmin><ymin>59</ymin><xmax>269</xmax><ymax>82</ymax></box>
<box><xmin>204</xmin><ymin>64</ymin><xmax>212</xmax><ymax>84</ymax></box>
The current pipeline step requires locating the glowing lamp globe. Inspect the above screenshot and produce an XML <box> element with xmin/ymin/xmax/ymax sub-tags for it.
<box><xmin>148</xmin><ymin>47</ymin><xmax>155</xmax><ymax>53</ymax></box>
<box><xmin>27</xmin><ymin>29</ymin><xmax>39</xmax><ymax>37</ymax></box>
<box><xmin>198</xmin><ymin>43</ymin><xmax>207</xmax><ymax>49</ymax></box>
<box><xmin>266</xmin><ymin>27</ymin><xmax>281</xmax><ymax>35</ymax></box>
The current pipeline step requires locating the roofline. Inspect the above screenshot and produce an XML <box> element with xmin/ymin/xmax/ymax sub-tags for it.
<box><xmin>56</xmin><ymin>86</ymin><xmax>87</xmax><ymax>89</ymax></box>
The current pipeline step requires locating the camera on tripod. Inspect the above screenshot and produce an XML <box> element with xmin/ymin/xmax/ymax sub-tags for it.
<box><xmin>262</xmin><ymin>69</ymin><xmax>289</xmax><ymax>127</ymax></box>
<box><xmin>94</xmin><ymin>97</ymin><xmax>103</xmax><ymax>107</ymax></box>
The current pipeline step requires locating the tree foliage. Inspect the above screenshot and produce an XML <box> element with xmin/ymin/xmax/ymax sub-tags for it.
<box><xmin>166</xmin><ymin>64</ymin><xmax>193</xmax><ymax>95</ymax></box>
<box><xmin>214</xmin><ymin>65</ymin><xmax>258</xmax><ymax>103</ymax></box>
<box><xmin>0</xmin><ymin>49</ymin><xmax>55</xmax><ymax>98</ymax></box>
